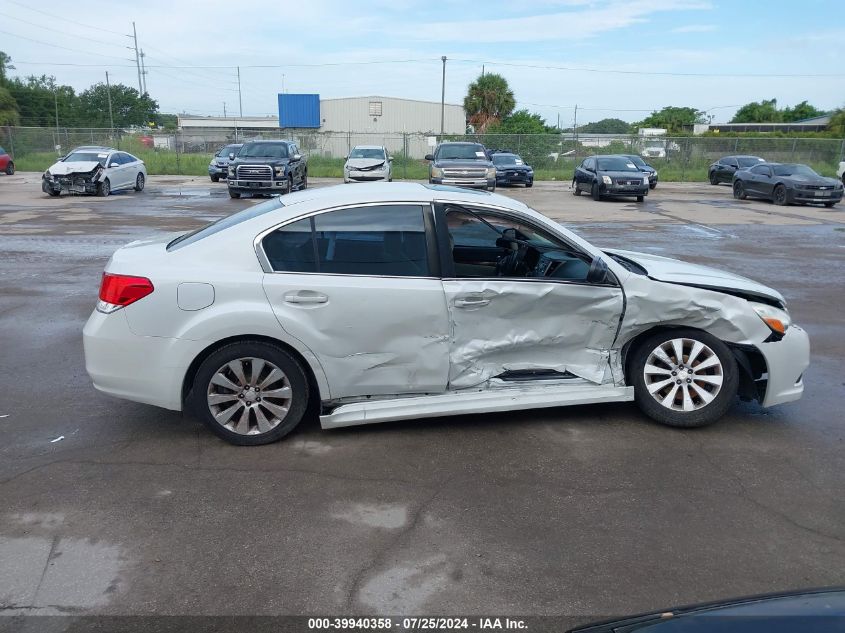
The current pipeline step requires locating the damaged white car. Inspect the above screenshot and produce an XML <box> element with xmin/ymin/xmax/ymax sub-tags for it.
<box><xmin>343</xmin><ymin>145</ymin><xmax>393</xmax><ymax>183</ymax></box>
<box><xmin>42</xmin><ymin>146</ymin><xmax>146</xmax><ymax>197</ymax></box>
<box><xmin>83</xmin><ymin>183</ymin><xmax>809</xmax><ymax>445</ymax></box>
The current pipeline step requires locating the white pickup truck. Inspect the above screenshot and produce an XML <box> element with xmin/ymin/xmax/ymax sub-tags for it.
<box><xmin>838</xmin><ymin>161</ymin><xmax>845</xmax><ymax>184</ymax></box>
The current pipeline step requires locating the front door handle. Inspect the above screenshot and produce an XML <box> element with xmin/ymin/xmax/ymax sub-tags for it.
<box><xmin>454</xmin><ymin>296</ymin><xmax>490</xmax><ymax>309</ymax></box>
<box><xmin>283</xmin><ymin>292</ymin><xmax>328</xmax><ymax>305</ymax></box>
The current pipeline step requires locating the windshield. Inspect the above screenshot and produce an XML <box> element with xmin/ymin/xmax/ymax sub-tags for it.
<box><xmin>239</xmin><ymin>143</ymin><xmax>288</xmax><ymax>159</ymax></box>
<box><xmin>63</xmin><ymin>151</ymin><xmax>108</xmax><ymax>166</ymax></box>
<box><xmin>437</xmin><ymin>144</ymin><xmax>487</xmax><ymax>160</ymax></box>
<box><xmin>492</xmin><ymin>154</ymin><xmax>521</xmax><ymax>165</ymax></box>
<box><xmin>349</xmin><ymin>147</ymin><xmax>386</xmax><ymax>160</ymax></box>
<box><xmin>217</xmin><ymin>145</ymin><xmax>240</xmax><ymax>157</ymax></box>
<box><xmin>597</xmin><ymin>157</ymin><xmax>640</xmax><ymax>171</ymax></box>
<box><xmin>773</xmin><ymin>164</ymin><xmax>818</xmax><ymax>177</ymax></box>
<box><xmin>738</xmin><ymin>156</ymin><xmax>765</xmax><ymax>167</ymax></box>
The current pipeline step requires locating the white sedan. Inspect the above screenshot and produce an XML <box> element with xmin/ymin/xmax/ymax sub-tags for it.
<box><xmin>43</xmin><ymin>146</ymin><xmax>147</xmax><ymax>197</ymax></box>
<box><xmin>83</xmin><ymin>183</ymin><xmax>809</xmax><ymax>445</ymax></box>
<box><xmin>343</xmin><ymin>145</ymin><xmax>392</xmax><ymax>183</ymax></box>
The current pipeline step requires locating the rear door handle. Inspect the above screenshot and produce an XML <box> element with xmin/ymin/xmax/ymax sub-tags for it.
<box><xmin>283</xmin><ymin>292</ymin><xmax>328</xmax><ymax>305</ymax></box>
<box><xmin>454</xmin><ymin>296</ymin><xmax>490</xmax><ymax>308</ymax></box>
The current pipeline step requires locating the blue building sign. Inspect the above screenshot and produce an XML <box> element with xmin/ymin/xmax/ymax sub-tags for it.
<box><xmin>278</xmin><ymin>94</ymin><xmax>320</xmax><ymax>128</ymax></box>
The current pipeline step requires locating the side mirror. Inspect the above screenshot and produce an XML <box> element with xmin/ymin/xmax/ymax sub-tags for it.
<box><xmin>228</xmin><ymin>153</ymin><xmax>235</xmax><ymax>160</ymax></box>
<box><xmin>108</xmin><ymin>162</ymin><xmax>118</xmax><ymax>168</ymax></box>
<box><xmin>586</xmin><ymin>257</ymin><xmax>610</xmax><ymax>284</ymax></box>
<box><xmin>292</xmin><ymin>153</ymin><xmax>302</xmax><ymax>161</ymax></box>
<box><xmin>424</xmin><ymin>154</ymin><xmax>434</xmax><ymax>161</ymax></box>
<box><xmin>388</xmin><ymin>156</ymin><xmax>394</xmax><ymax>162</ymax></box>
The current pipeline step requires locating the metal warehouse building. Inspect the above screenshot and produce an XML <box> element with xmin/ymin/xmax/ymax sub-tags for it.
<box><xmin>175</xmin><ymin>95</ymin><xmax>466</xmax><ymax>159</ymax></box>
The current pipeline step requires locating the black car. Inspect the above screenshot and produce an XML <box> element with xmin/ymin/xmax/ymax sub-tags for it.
<box><xmin>620</xmin><ymin>154</ymin><xmax>658</xmax><ymax>189</ymax></box>
<box><xmin>425</xmin><ymin>142</ymin><xmax>496</xmax><ymax>191</ymax></box>
<box><xmin>573</xmin><ymin>155</ymin><xmax>649</xmax><ymax>202</ymax></box>
<box><xmin>227</xmin><ymin>140</ymin><xmax>307</xmax><ymax>198</ymax></box>
<box><xmin>708</xmin><ymin>155</ymin><xmax>766</xmax><ymax>185</ymax></box>
<box><xmin>732</xmin><ymin>162</ymin><xmax>843</xmax><ymax>207</ymax></box>
<box><xmin>491</xmin><ymin>152</ymin><xmax>534</xmax><ymax>187</ymax></box>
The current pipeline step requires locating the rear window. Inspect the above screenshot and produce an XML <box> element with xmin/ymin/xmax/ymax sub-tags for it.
<box><xmin>167</xmin><ymin>198</ymin><xmax>285</xmax><ymax>251</ymax></box>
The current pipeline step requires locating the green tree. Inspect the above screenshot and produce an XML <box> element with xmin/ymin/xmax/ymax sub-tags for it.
<box><xmin>577</xmin><ymin>118</ymin><xmax>632</xmax><ymax>134</ymax></box>
<box><xmin>828</xmin><ymin>108</ymin><xmax>845</xmax><ymax>136</ymax></box>
<box><xmin>782</xmin><ymin>100</ymin><xmax>825</xmax><ymax>122</ymax></box>
<box><xmin>635</xmin><ymin>106</ymin><xmax>705</xmax><ymax>134</ymax></box>
<box><xmin>463</xmin><ymin>73</ymin><xmax>515</xmax><ymax>134</ymax></box>
<box><xmin>77</xmin><ymin>83</ymin><xmax>158</xmax><ymax>128</ymax></box>
<box><xmin>0</xmin><ymin>85</ymin><xmax>19</xmax><ymax>125</ymax></box>
<box><xmin>487</xmin><ymin>109</ymin><xmax>548</xmax><ymax>134</ymax></box>
<box><xmin>731</xmin><ymin>99</ymin><xmax>781</xmax><ymax>123</ymax></box>
<box><xmin>0</xmin><ymin>51</ymin><xmax>13</xmax><ymax>84</ymax></box>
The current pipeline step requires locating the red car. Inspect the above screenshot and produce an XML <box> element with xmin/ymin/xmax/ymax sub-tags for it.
<box><xmin>0</xmin><ymin>146</ymin><xmax>14</xmax><ymax>175</ymax></box>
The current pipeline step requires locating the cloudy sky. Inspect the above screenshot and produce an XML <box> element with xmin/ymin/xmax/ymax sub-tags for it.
<box><xmin>1</xmin><ymin>0</ymin><xmax>842</xmax><ymax>125</ymax></box>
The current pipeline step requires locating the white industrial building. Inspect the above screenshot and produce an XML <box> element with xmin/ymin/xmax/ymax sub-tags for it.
<box><xmin>174</xmin><ymin>96</ymin><xmax>466</xmax><ymax>158</ymax></box>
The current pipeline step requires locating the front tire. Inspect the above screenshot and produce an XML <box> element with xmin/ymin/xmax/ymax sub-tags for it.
<box><xmin>636</xmin><ymin>195</ymin><xmax>645</xmax><ymax>202</ymax></box>
<box><xmin>42</xmin><ymin>180</ymin><xmax>60</xmax><ymax>197</ymax></box>
<box><xmin>824</xmin><ymin>201</ymin><xmax>836</xmax><ymax>208</ymax></box>
<box><xmin>591</xmin><ymin>182</ymin><xmax>601</xmax><ymax>201</ymax></box>
<box><xmin>733</xmin><ymin>181</ymin><xmax>746</xmax><ymax>200</ymax></box>
<box><xmin>228</xmin><ymin>189</ymin><xmax>240</xmax><ymax>198</ymax></box>
<box><xmin>709</xmin><ymin>172</ymin><xmax>719</xmax><ymax>185</ymax></box>
<box><xmin>97</xmin><ymin>178</ymin><xmax>110</xmax><ymax>197</ymax></box>
<box><xmin>773</xmin><ymin>184</ymin><xmax>788</xmax><ymax>206</ymax></box>
<box><xmin>630</xmin><ymin>329</ymin><xmax>739</xmax><ymax>428</ymax></box>
<box><xmin>210</xmin><ymin>175</ymin><xmax>220</xmax><ymax>183</ymax></box>
<box><xmin>526</xmin><ymin>180</ymin><xmax>533</xmax><ymax>188</ymax></box>
<box><xmin>649</xmin><ymin>182</ymin><xmax>657</xmax><ymax>190</ymax></box>
<box><xmin>5</xmin><ymin>161</ymin><xmax>14</xmax><ymax>175</ymax></box>
<box><xmin>190</xmin><ymin>341</ymin><xmax>310</xmax><ymax>446</ymax></box>
<box><xmin>134</xmin><ymin>173</ymin><xmax>145</xmax><ymax>192</ymax></box>
<box><xmin>300</xmin><ymin>170</ymin><xmax>308</xmax><ymax>190</ymax></box>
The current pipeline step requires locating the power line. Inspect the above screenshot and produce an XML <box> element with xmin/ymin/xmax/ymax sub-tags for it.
<box><xmin>0</xmin><ymin>13</ymin><xmax>129</xmax><ymax>50</ymax></box>
<box><xmin>452</xmin><ymin>58</ymin><xmax>845</xmax><ymax>79</ymax></box>
<box><xmin>4</xmin><ymin>0</ymin><xmax>128</xmax><ymax>37</ymax></box>
<box><xmin>0</xmin><ymin>30</ymin><xmax>134</xmax><ymax>62</ymax></box>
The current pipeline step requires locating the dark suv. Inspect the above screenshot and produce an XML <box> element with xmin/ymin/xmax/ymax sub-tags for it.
<box><xmin>227</xmin><ymin>140</ymin><xmax>307</xmax><ymax>198</ymax></box>
<box><xmin>425</xmin><ymin>142</ymin><xmax>496</xmax><ymax>191</ymax></box>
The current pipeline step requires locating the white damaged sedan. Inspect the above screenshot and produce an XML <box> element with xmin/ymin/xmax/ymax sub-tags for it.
<box><xmin>43</xmin><ymin>146</ymin><xmax>146</xmax><ymax>197</ymax></box>
<box><xmin>83</xmin><ymin>183</ymin><xmax>809</xmax><ymax>445</ymax></box>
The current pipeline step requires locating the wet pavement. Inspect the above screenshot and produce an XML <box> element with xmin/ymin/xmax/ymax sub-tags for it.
<box><xmin>1</xmin><ymin>172</ymin><xmax>844</xmax><ymax>620</ymax></box>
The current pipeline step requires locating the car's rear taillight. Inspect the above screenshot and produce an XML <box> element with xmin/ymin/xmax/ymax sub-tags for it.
<box><xmin>97</xmin><ymin>273</ymin><xmax>154</xmax><ymax>314</ymax></box>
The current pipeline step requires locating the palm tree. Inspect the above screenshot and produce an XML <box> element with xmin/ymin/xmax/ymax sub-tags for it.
<box><xmin>463</xmin><ymin>73</ymin><xmax>515</xmax><ymax>134</ymax></box>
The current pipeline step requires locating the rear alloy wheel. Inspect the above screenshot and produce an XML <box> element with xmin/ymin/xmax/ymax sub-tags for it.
<box><xmin>773</xmin><ymin>184</ymin><xmax>788</xmax><ymax>206</ymax></box>
<box><xmin>732</xmin><ymin>180</ymin><xmax>746</xmax><ymax>200</ymax></box>
<box><xmin>228</xmin><ymin>189</ymin><xmax>240</xmax><ymax>199</ymax></box>
<box><xmin>192</xmin><ymin>342</ymin><xmax>309</xmax><ymax>445</ymax></box>
<box><xmin>630</xmin><ymin>329</ymin><xmax>738</xmax><ymax>428</ymax></box>
<box><xmin>709</xmin><ymin>172</ymin><xmax>719</xmax><ymax>185</ymax></box>
<box><xmin>591</xmin><ymin>182</ymin><xmax>601</xmax><ymax>201</ymax></box>
<box><xmin>97</xmin><ymin>178</ymin><xmax>111</xmax><ymax>197</ymax></box>
<box><xmin>5</xmin><ymin>162</ymin><xmax>14</xmax><ymax>175</ymax></box>
<box><xmin>134</xmin><ymin>173</ymin><xmax>145</xmax><ymax>192</ymax></box>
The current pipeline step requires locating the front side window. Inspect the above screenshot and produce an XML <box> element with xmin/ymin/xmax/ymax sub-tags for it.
<box><xmin>738</xmin><ymin>156</ymin><xmax>765</xmax><ymax>167</ymax></box>
<box><xmin>773</xmin><ymin>164</ymin><xmax>816</xmax><ymax>177</ymax></box>
<box><xmin>263</xmin><ymin>205</ymin><xmax>430</xmax><ymax>277</ymax></box>
<box><xmin>726</xmin><ymin>158</ymin><xmax>740</xmax><ymax>168</ymax></box>
<box><xmin>750</xmin><ymin>165</ymin><xmax>771</xmax><ymax>176</ymax></box>
<box><xmin>445</xmin><ymin>209</ymin><xmax>592</xmax><ymax>282</ymax></box>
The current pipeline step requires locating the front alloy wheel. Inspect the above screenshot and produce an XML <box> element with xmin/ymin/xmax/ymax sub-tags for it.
<box><xmin>192</xmin><ymin>342</ymin><xmax>309</xmax><ymax>445</ymax></box>
<box><xmin>97</xmin><ymin>178</ymin><xmax>111</xmax><ymax>197</ymax></box>
<box><xmin>773</xmin><ymin>184</ymin><xmax>788</xmax><ymax>206</ymax></box>
<box><xmin>630</xmin><ymin>329</ymin><xmax>738</xmax><ymax>428</ymax></box>
<box><xmin>733</xmin><ymin>181</ymin><xmax>746</xmax><ymax>200</ymax></box>
<box><xmin>134</xmin><ymin>173</ymin><xmax>145</xmax><ymax>192</ymax></box>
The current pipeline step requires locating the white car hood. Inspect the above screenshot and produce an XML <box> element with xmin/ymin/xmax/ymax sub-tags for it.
<box><xmin>346</xmin><ymin>158</ymin><xmax>386</xmax><ymax>169</ymax></box>
<box><xmin>49</xmin><ymin>160</ymin><xmax>102</xmax><ymax>175</ymax></box>
<box><xmin>606</xmin><ymin>248</ymin><xmax>785</xmax><ymax>305</ymax></box>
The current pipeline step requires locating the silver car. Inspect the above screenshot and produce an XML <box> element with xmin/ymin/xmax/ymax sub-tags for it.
<box><xmin>343</xmin><ymin>145</ymin><xmax>392</xmax><ymax>183</ymax></box>
<box><xmin>208</xmin><ymin>143</ymin><xmax>243</xmax><ymax>182</ymax></box>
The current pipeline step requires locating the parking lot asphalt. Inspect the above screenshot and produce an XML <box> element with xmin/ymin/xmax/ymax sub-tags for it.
<box><xmin>1</xmin><ymin>172</ymin><xmax>844</xmax><ymax>621</ymax></box>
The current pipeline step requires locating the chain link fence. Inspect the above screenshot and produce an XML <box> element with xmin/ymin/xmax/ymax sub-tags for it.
<box><xmin>2</xmin><ymin>126</ymin><xmax>843</xmax><ymax>181</ymax></box>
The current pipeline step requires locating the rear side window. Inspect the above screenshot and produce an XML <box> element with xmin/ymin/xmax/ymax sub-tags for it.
<box><xmin>262</xmin><ymin>205</ymin><xmax>430</xmax><ymax>277</ymax></box>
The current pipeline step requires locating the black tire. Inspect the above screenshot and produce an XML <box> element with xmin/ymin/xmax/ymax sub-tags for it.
<box><xmin>573</xmin><ymin>183</ymin><xmax>581</xmax><ymax>196</ymax></box>
<box><xmin>97</xmin><ymin>178</ymin><xmax>110</xmax><ymax>197</ymax></box>
<box><xmin>649</xmin><ymin>182</ymin><xmax>657</xmax><ymax>190</ymax></box>
<box><xmin>526</xmin><ymin>180</ymin><xmax>533</xmax><ymax>188</ymax></box>
<box><xmin>5</xmin><ymin>162</ymin><xmax>14</xmax><ymax>175</ymax></box>
<box><xmin>629</xmin><ymin>328</ymin><xmax>739</xmax><ymax>428</ymax></box>
<box><xmin>636</xmin><ymin>195</ymin><xmax>645</xmax><ymax>202</ymax></box>
<box><xmin>190</xmin><ymin>341</ymin><xmax>310</xmax><ymax>446</ymax></box>
<box><xmin>487</xmin><ymin>183</ymin><xmax>496</xmax><ymax>192</ymax></box>
<box><xmin>773</xmin><ymin>184</ymin><xmax>788</xmax><ymax>206</ymax></box>
<box><xmin>732</xmin><ymin>180</ymin><xmax>746</xmax><ymax>200</ymax></box>
<box><xmin>42</xmin><ymin>180</ymin><xmax>60</xmax><ymax>197</ymax></box>
<box><xmin>300</xmin><ymin>170</ymin><xmax>308</xmax><ymax>190</ymax></box>
<box><xmin>210</xmin><ymin>175</ymin><xmax>220</xmax><ymax>183</ymax></box>
<box><xmin>134</xmin><ymin>173</ymin><xmax>145</xmax><ymax>192</ymax></box>
<box><xmin>709</xmin><ymin>171</ymin><xmax>719</xmax><ymax>185</ymax></box>
<box><xmin>841</xmin><ymin>174</ymin><xmax>845</xmax><ymax>186</ymax></box>
<box><xmin>591</xmin><ymin>182</ymin><xmax>601</xmax><ymax>201</ymax></box>
<box><xmin>824</xmin><ymin>202</ymin><xmax>836</xmax><ymax>208</ymax></box>
<box><xmin>286</xmin><ymin>175</ymin><xmax>293</xmax><ymax>194</ymax></box>
<box><xmin>228</xmin><ymin>189</ymin><xmax>240</xmax><ymax>199</ymax></box>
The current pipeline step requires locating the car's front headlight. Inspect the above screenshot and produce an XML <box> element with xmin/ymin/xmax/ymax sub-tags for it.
<box><xmin>486</xmin><ymin>167</ymin><xmax>496</xmax><ymax>178</ymax></box>
<box><xmin>602</xmin><ymin>175</ymin><xmax>612</xmax><ymax>185</ymax></box>
<box><xmin>274</xmin><ymin>166</ymin><xmax>285</xmax><ymax>176</ymax></box>
<box><xmin>751</xmin><ymin>302</ymin><xmax>791</xmax><ymax>335</ymax></box>
<box><xmin>228</xmin><ymin>167</ymin><xmax>235</xmax><ymax>176</ymax></box>
<box><xmin>431</xmin><ymin>167</ymin><xmax>444</xmax><ymax>178</ymax></box>
<box><xmin>44</xmin><ymin>170</ymin><xmax>52</xmax><ymax>179</ymax></box>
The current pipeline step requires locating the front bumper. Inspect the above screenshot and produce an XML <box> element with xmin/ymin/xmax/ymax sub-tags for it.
<box><xmin>600</xmin><ymin>184</ymin><xmax>649</xmax><ymax>198</ymax></box>
<box><xmin>43</xmin><ymin>175</ymin><xmax>98</xmax><ymax>195</ymax></box>
<box><xmin>430</xmin><ymin>177</ymin><xmax>495</xmax><ymax>189</ymax></box>
<box><xmin>208</xmin><ymin>164</ymin><xmax>228</xmax><ymax>177</ymax></box>
<box><xmin>496</xmin><ymin>170</ymin><xmax>534</xmax><ymax>185</ymax></box>
<box><xmin>228</xmin><ymin>178</ymin><xmax>288</xmax><ymax>192</ymax></box>
<box><xmin>83</xmin><ymin>309</ymin><xmax>205</xmax><ymax>411</ymax></box>
<box><xmin>789</xmin><ymin>189</ymin><xmax>842</xmax><ymax>205</ymax></box>
<box><xmin>345</xmin><ymin>171</ymin><xmax>389</xmax><ymax>182</ymax></box>
<box><xmin>756</xmin><ymin>325</ymin><xmax>810</xmax><ymax>407</ymax></box>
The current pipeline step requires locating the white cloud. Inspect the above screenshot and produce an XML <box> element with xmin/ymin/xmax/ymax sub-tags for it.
<box><xmin>671</xmin><ymin>24</ymin><xmax>717</xmax><ymax>33</ymax></box>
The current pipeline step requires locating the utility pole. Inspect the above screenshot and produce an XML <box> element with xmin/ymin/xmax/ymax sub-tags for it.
<box><xmin>573</xmin><ymin>104</ymin><xmax>578</xmax><ymax>138</ymax></box>
<box><xmin>282</xmin><ymin>74</ymin><xmax>285</xmax><ymax>94</ymax></box>
<box><xmin>131</xmin><ymin>22</ymin><xmax>143</xmax><ymax>94</ymax></box>
<box><xmin>140</xmin><ymin>49</ymin><xmax>147</xmax><ymax>94</ymax></box>
<box><xmin>105</xmin><ymin>72</ymin><xmax>115</xmax><ymax>130</ymax></box>
<box><xmin>237</xmin><ymin>66</ymin><xmax>243</xmax><ymax>117</ymax></box>
<box><xmin>440</xmin><ymin>56</ymin><xmax>447</xmax><ymax>139</ymax></box>
<box><xmin>53</xmin><ymin>87</ymin><xmax>60</xmax><ymax>129</ymax></box>
<box><xmin>481</xmin><ymin>64</ymin><xmax>485</xmax><ymax>77</ymax></box>
<box><xmin>223</xmin><ymin>102</ymin><xmax>227</xmax><ymax>117</ymax></box>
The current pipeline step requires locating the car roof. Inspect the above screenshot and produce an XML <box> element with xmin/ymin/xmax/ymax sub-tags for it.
<box><xmin>71</xmin><ymin>146</ymin><xmax>116</xmax><ymax>152</ymax></box>
<box><xmin>439</xmin><ymin>141</ymin><xmax>483</xmax><ymax>146</ymax></box>
<box><xmin>351</xmin><ymin>145</ymin><xmax>385</xmax><ymax>149</ymax></box>
<box><xmin>244</xmin><ymin>139</ymin><xmax>292</xmax><ymax>144</ymax></box>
